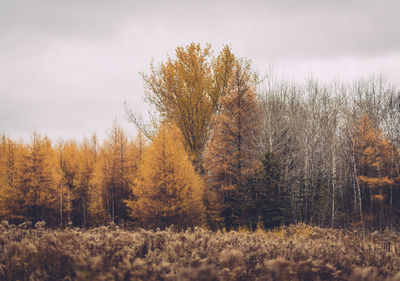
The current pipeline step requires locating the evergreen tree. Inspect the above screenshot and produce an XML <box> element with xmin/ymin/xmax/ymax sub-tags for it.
<box><xmin>203</xmin><ymin>60</ymin><xmax>261</xmax><ymax>229</ymax></box>
<box><xmin>242</xmin><ymin>152</ymin><xmax>287</xmax><ymax>229</ymax></box>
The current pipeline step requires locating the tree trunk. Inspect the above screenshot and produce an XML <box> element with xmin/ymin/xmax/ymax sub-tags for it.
<box><xmin>331</xmin><ymin>147</ymin><xmax>336</xmax><ymax>227</ymax></box>
<box><xmin>352</xmin><ymin>143</ymin><xmax>364</xmax><ymax>234</ymax></box>
<box><xmin>60</xmin><ymin>190</ymin><xmax>63</xmax><ymax>228</ymax></box>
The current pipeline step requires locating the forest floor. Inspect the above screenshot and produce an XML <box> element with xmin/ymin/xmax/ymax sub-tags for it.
<box><xmin>1</xmin><ymin>221</ymin><xmax>400</xmax><ymax>280</ymax></box>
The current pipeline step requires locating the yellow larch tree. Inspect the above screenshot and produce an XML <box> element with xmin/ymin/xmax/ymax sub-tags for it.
<box><xmin>88</xmin><ymin>123</ymin><xmax>138</xmax><ymax>224</ymax></box>
<box><xmin>12</xmin><ymin>132</ymin><xmax>62</xmax><ymax>225</ymax></box>
<box><xmin>86</xmin><ymin>133</ymin><xmax>108</xmax><ymax>225</ymax></box>
<box><xmin>58</xmin><ymin>140</ymin><xmax>78</xmax><ymax>226</ymax></box>
<box><xmin>126</xmin><ymin>123</ymin><xmax>205</xmax><ymax>229</ymax></box>
<box><xmin>0</xmin><ymin>137</ymin><xmax>7</xmax><ymax>218</ymax></box>
<box><xmin>353</xmin><ymin>113</ymin><xmax>396</xmax><ymax>229</ymax></box>
<box><xmin>88</xmin><ymin>154</ymin><xmax>107</xmax><ymax>225</ymax></box>
<box><xmin>74</xmin><ymin>138</ymin><xmax>97</xmax><ymax>227</ymax></box>
<box><xmin>0</xmin><ymin>136</ymin><xmax>18</xmax><ymax>220</ymax></box>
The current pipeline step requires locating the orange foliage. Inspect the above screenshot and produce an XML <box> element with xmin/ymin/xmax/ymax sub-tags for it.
<box><xmin>203</xmin><ymin>59</ymin><xmax>261</xmax><ymax>227</ymax></box>
<box><xmin>0</xmin><ymin>136</ymin><xmax>18</xmax><ymax>219</ymax></box>
<box><xmin>142</xmin><ymin>43</ymin><xmax>236</xmax><ymax>169</ymax></box>
<box><xmin>89</xmin><ymin>123</ymin><xmax>139</xmax><ymax>224</ymax></box>
<box><xmin>358</xmin><ymin>176</ymin><xmax>394</xmax><ymax>189</ymax></box>
<box><xmin>12</xmin><ymin>133</ymin><xmax>62</xmax><ymax>223</ymax></box>
<box><xmin>353</xmin><ymin>113</ymin><xmax>397</xmax><ymax>228</ymax></box>
<box><xmin>372</xmin><ymin>194</ymin><xmax>384</xmax><ymax>202</ymax></box>
<box><xmin>354</xmin><ymin>114</ymin><xmax>394</xmax><ymax>175</ymax></box>
<box><xmin>126</xmin><ymin>123</ymin><xmax>204</xmax><ymax>228</ymax></box>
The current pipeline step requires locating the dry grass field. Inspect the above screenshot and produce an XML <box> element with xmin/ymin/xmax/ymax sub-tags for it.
<box><xmin>1</xmin><ymin>221</ymin><xmax>400</xmax><ymax>281</ymax></box>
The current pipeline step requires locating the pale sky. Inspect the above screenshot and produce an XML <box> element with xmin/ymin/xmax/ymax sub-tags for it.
<box><xmin>1</xmin><ymin>0</ymin><xmax>400</xmax><ymax>142</ymax></box>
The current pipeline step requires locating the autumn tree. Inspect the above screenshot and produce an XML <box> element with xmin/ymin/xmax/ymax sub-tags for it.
<box><xmin>70</xmin><ymin>138</ymin><xmax>97</xmax><ymax>228</ymax></box>
<box><xmin>0</xmin><ymin>137</ymin><xmax>7</xmax><ymax>218</ymax></box>
<box><xmin>88</xmin><ymin>159</ymin><xmax>107</xmax><ymax>225</ymax></box>
<box><xmin>351</xmin><ymin>113</ymin><xmax>396</xmax><ymax>229</ymax></box>
<box><xmin>203</xmin><ymin>60</ymin><xmax>262</xmax><ymax>229</ymax></box>
<box><xmin>88</xmin><ymin>123</ymin><xmax>138</xmax><ymax>224</ymax></box>
<box><xmin>58</xmin><ymin>140</ymin><xmax>78</xmax><ymax>227</ymax></box>
<box><xmin>12</xmin><ymin>132</ymin><xmax>62</xmax><ymax>225</ymax></box>
<box><xmin>0</xmin><ymin>136</ymin><xmax>18</xmax><ymax>220</ymax></box>
<box><xmin>128</xmin><ymin>131</ymin><xmax>147</xmax><ymax>175</ymax></box>
<box><xmin>126</xmin><ymin>123</ymin><xmax>204</xmax><ymax>229</ymax></box>
<box><xmin>131</xmin><ymin>43</ymin><xmax>236</xmax><ymax>170</ymax></box>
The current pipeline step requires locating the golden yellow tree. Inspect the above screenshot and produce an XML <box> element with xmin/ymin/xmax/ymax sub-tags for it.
<box><xmin>88</xmin><ymin>123</ymin><xmax>138</xmax><ymax>224</ymax></box>
<box><xmin>353</xmin><ymin>113</ymin><xmax>396</xmax><ymax>229</ymax></box>
<box><xmin>72</xmin><ymin>138</ymin><xmax>97</xmax><ymax>227</ymax></box>
<box><xmin>127</xmin><ymin>131</ymin><xmax>146</xmax><ymax>178</ymax></box>
<box><xmin>85</xmin><ymin>134</ymin><xmax>108</xmax><ymax>225</ymax></box>
<box><xmin>203</xmin><ymin>59</ymin><xmax>261</xmax><ymax>229</ymax></box>
<box><xmin>12</xmin><ymin>132</ymin><xmax>62</xmax><ymax>225</ymax></box>
<box><xmin>126</xmin><ymin>123</ymin><xmax>205</xmax><ymax>229</ymax></box>
<box><xmin>212</xmin><ymin>44</ymin><xmax>237</xmax><ymax>108</ymax></box>
<box><xmin>138</xmin><ymin>43</ymin><xmax>236</xmax><ymax>170</ymax></box>
<box><xmin>58</xmin><ymin>140</ymin><xmax>78</xmax><ymax>226</ymax></box>
<box><xmin>88</xmin><ymin>157</ymin><xmax>107</xmax><ymax>225</ymax></box>
<box><xmin>0</xmin><ymin>137</ymin><xmax>7</xmax><ymax>218</ymax></box>
<box><xmin>59</xmin><ymin>139</ymin><xmax>102</xmax><ymax>227</ymax></box>
<box><xmin>0</xmin><ymin>136</ymin><xmax>18</xmax><ymax>220</ymax></box>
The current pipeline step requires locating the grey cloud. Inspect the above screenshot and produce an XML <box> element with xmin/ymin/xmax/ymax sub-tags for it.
<box><xmin>213</xmin><ymin>0</ymin><xmax>400</xmax><ymax>59</ymax></box>
<box><xmin>1</xmin><ymin>0</ymin><xmax>399</xmax><ymax>58</ymax></box>
<box><xmin>1</xmin><ymin>1</ymin><xmax>134</xmax><ymax>37</ymax></box>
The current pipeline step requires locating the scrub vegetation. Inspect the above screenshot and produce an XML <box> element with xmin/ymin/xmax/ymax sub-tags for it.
<box><xmin>1</xmin><ymin>222</ymin><xmax>400</xmax><ymax>281</ymax></box>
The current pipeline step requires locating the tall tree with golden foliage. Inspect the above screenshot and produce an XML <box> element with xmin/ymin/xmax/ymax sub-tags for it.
<box><xmin>0</xmin><ymin>136</ymin><xmax>18</xmax><ymax>220</ymax></box>
<box><xmin>0</xmin><ymin>137</ymin><xmax>7</xmax><ymax>218</ymax></box>
<box><xmin>73</xmin><ymin>138</ymin><xmax>97</xmax><ymax>227</ymax></box>
<box><xmin>58</xmin><ymin>140</ymin><xmax>78</xmax><ymax>226</ymax></box>
<box><xmin>203</xmin><ymin>60</ymin><xmax>262</xmax><ymax>229</ymax></box>
<box><xmin>137</xmin><ymin>43</ymin><xmax>236</xmax><ymax>170</ymax></box>
<box><xmin>12</xmin><ymin>132</ymin><xmax>62</xmax><ymax>225</ymax></box>
<box><xmin>88</xmin><ymin>160</ymin><xmax>107</xmax><ymax>225</ymax></box>
<box><xmin>126</xmin><ymin>123</ymin><xmax>204</xmax><ymax>229</ymax></box>
<box><xmin>351</xmin><ymin>113</ymin><xmax>397</xmax><ymax>229</ymax></box>
<box><xmin>89</xmin><ymin>123</ymin><xmax>138</xmax><ymax>224</ymax></box>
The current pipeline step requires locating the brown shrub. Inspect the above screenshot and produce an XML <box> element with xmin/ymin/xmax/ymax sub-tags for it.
<box><xmin>0</xmin><ymin>223</ymin><xmax>399</xmax><ymax>280</ymax></box>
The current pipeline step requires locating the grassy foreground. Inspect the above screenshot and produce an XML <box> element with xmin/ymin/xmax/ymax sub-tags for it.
<box><xmin>1</xmin><ymin>222</ymin><xmax>400</xmax><ymax>281</ymax></box>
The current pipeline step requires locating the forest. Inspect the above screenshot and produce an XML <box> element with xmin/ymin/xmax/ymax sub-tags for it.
<box><xmin>1</xmin><ymin>43</ymin><xmax>400</xmax><ymax>232</ymax></box>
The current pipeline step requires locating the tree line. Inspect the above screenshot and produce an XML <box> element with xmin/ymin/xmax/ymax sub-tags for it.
<box><xmin>1</xmin><ymin>43</ymin><xmax>400</xmax><ymax>230</ymax></box>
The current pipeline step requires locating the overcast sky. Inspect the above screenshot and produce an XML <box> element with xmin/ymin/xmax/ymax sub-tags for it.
<box><xmin>1</xmin><ymin>0</ymin><xmax>400</xmax><ymax>142</ymax></box>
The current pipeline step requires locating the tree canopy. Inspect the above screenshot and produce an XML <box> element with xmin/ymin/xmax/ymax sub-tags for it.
<box><xmin>135</xmin><ymin>43</ymin><xmax>236</xmax><ymax>170</ymax></box>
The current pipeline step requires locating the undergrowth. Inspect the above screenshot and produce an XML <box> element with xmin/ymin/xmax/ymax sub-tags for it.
<box><xmin>0</xmin><ymin>220</ymin><xmax>400</xmax><ymax>280</ymax></box>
